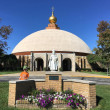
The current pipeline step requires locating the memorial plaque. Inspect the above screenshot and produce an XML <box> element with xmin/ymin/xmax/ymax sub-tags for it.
<box><xmin>49</xmin><ymin>76</ymin><xmax>59</xmax><ymax>80</ymax></box>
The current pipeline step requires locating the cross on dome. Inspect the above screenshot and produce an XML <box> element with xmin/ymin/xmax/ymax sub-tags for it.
<box><xmin>49</xmin><ymin>6</ymin><xmax>57</xmax><ymax>24</ymax></box>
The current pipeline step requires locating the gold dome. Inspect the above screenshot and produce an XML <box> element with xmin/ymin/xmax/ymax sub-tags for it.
<box><xmin>49</xmin><ymin>11</ymin><xmax>57</xmax><ymax>24</ymax></box>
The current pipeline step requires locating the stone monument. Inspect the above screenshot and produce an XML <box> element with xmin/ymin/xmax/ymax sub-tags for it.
<box><xmin>49</xmin><ymin>50</ymin><xmax>58</xmax><ymax>71</ymax></box>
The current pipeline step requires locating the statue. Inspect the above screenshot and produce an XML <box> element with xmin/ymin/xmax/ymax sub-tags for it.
<box><xmin>49</xmin><ymin>50</ymin><xmax>58</xmax><ymax>71</ymax></box>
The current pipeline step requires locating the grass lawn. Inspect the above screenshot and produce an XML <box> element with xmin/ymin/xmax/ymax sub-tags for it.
<box><xmin>0</xmin><ymin>82</ymin><xmax>110</xmax><ymax>110</ymax></box>
<box><xmin>0</xmin><ymin>71</ymin><xmax>22</xmax><ymax>75</ymax></box>
<box><xmin>81</xmin><ymin>71</ymin><xmax>107</xmax><ymax>76</ymax></box>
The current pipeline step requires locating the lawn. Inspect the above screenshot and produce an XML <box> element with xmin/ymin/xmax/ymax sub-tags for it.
<box><xmin>0</xmin><ymin>71</ymin><xmax>22</xmax><ymax>75</ymax></box>
<box><xmin>81</xmin><ymin>71</ymin><xmax>107</xmax><ymax>76</ymax></box>
<box><xmin>0</xmin><ymin>82</ymin><xmax>110</xmax><ymax>110</ymax></box>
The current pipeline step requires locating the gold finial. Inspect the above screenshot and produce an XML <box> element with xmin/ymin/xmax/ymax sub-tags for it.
<box><xmin>49</xmin><ymin>7</ymin><xmax>57</xmax><ymax>24</ymax></box>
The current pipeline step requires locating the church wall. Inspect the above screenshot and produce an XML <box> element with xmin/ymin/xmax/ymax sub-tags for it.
<box><xmin>14</xmin><ymin>52</ymin><xmax>91</xmax><ymax>72</ymax></box>
<box><xmin>75</xmin><ymin>56</ymin><xmax>92</xmax><ymax>70</ymax></box>
<box><xmin>57</xmin><ymin>53</ymin><xmax>62</xmax><ymax>71</ymax></box>
<box><xmin>62</xmin><ymin>53</ymin><xmax>75</xmax><ymax>72</ymax></box>
<box><xmin>15</xmin><ymin>55</ymin><xmax>31</xmax><ymax>69</ymax></box>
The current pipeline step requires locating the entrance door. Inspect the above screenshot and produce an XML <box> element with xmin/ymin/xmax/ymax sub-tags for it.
<box><xmin>36</xmin><ymin>58</ymin><xmax>43</xmax><ymax>71</ymax></box>
<box><xmin>63</xmin><ymin>58</ymin><xmax>71</xmax><ymax>71</ymax></box>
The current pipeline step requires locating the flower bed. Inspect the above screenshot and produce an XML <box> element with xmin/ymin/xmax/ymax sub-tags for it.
<box><xmin>17</xmin><ymin>89</ymin><xmax>86</xmax><ymax>109</ymax></box>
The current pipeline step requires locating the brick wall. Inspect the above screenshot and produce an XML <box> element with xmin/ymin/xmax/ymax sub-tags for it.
<box><xmin>8</xmin><ymin>80</ymin><xmax>36</xmax><ymax>107</ymax></box>
<box><xmin>35</xmin><ymin>81</ymin><xmax>45</xmax><ymax>89</ymax></box>
<box><xmin>35</xmin><ymin>73</ymin><xmax>62</xmax><ymax>91</ymax></box>
<box><xmin>8</xmin><ymin>83</ymin><xmax>16</xmax><ymax>106</ymax></box>
<box><xmin>45</xmin><ymin>73</ymin><xmax>62</xmax><ymax>91</ymax></box>
<box><xmin>63</xmin><ymin>79</ymin><xmax>96</xmax><ymax>109</ymax></box>
<box><xmin>8</xmin><ymin>73</ymin><xmax>96</xmax><ymax>109</ymax></box>
<box><xmin>73</xmin><ymin>82</ymin><xmax>96</xmax><ymax>108</ymax></box>
<box><xmin>63</xmin><ymin>81</ymin><xmax>73</xmax><ymax>91</ymax></box>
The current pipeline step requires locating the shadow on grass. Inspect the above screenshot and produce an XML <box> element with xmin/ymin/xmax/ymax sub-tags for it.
<box><xmin>96</xmin><ymin>95</ymin><xmax>103</xmax><ymax>106</ymax></box>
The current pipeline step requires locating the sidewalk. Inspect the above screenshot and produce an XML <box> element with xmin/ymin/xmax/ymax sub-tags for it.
<box><xmin>1</xmin><ymin>71</ymin><xmax>110</xmax><ymax>78</ymax></box>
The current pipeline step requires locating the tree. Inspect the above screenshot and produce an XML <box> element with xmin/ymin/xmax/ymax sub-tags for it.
<box><xmin>0</xmin><ymin>54</ymin><xmax>19</xmax><ymax>71</ymax></box>
<box><xmin>93</xmin><ymin>20</ymin><xmax>110</xmax><ymax>71</ymax></box>
<box><xmin>0</xmin><ymin>18</ymin><xmax>13</xmax><ymax>54</ymax></box>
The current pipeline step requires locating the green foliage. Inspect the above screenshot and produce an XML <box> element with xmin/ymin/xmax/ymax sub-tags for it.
<box><xmin>59</xmin><ymin>67</ymin><xmax>63</xmax><ymax>71</ymax></box>
<box><xmin>28</xmin><ymin>89</ymin><xmax>40</xmax><ymax>97</ymax></box>
<box><xmin>80</xmin><ymin>68</ymin><xmax>92</xmax><ymax>72</ymax></box>
<box><xmin>97</xmin><ymin>20</ymin><xmax>109</xmax><ymax>33</ymax></box>
<box><xmin>29</xmin><ymin>88</ymin><xmax>56</xmax><ymax>96</ymax></box>
<box><xmin>0</xmin><ymin>54</ymin><xmax>20</xmax><ymax>71</ymax></box>
<box><xmin>0</xmin><ymin>71</ymin><xmax>22</xmax><ymax>75</ymax></box>
<box><xmin>63</xmin><ymin>89</ymin><xmax>73</xmax><ymax>94</ymax></box>
<box><xmin>93</xmin><ymin>20</ymin><xmax>110</xmax><ymax>69</ymax></box>
<box><xmin>43</xmin><ymin>67</ymin><xmax>47</xmax><ymax>71</ymax></box>
<box><xmin>93</xmin><ymin>85</ymin><xmax>110</xmax><ymax>110</ymax></box>
<box><xmin>87</xmin><ymin>54</ymin><xmax>102</xmax><ymax>64</ymax></box>
<box><xmin>81</xmin><ymin>71</ymin><xmax>107</xmax><ymax>75</ymax></box>
<box><xmin>0</xmin><ymin>19</ymin><xmax>13</xmax><ymax>54</ymax></box>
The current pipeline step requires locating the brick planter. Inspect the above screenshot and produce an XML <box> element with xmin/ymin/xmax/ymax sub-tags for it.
<box><xmin>8</xmin><ymin>73</ymin><xmax>96</xmax><ymax>110</ymax></box>
<box><xmin>16</xmin><ymin>99</ymin><xmax>71</xmax><ymax>109</ymax></box>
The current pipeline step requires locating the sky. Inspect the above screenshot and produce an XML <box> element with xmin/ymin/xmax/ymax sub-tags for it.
<box><xmin>0</xmin><ymin>0</ymin><xmax>110</xmax><ymax>54</ymax></box>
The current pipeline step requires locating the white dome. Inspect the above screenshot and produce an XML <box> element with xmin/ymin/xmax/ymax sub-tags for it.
<box><xmin>12</xmin><ymin>29</ymin><xmax>92</xmax><ymax>54</ymax></box>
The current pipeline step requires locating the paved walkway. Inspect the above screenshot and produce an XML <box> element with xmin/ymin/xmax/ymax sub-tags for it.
<box><xmin>1</xmin><ymin>71</ymin><xmax>110</xmax><ymax>78</ymax></box>
<box><xmin>1</xmin><ymin>71</ymin><xmax>110</xmax><ymax>85</ymax></box>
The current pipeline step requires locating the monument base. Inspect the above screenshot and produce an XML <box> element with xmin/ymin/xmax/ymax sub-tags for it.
<box><xmin>8</xmin><ymin>71</ymin><xmax>96</xmax><ymax>109</ymax></box>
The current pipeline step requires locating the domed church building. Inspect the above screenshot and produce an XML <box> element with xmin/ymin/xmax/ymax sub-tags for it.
<box><xmin>12</xmin><ymin>10</ymin><xmax>92</xmax><ymax>72</ymax></box>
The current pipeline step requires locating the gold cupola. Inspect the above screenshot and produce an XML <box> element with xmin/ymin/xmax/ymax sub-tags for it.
<box><xmin>49</xmin><ymin>8</ymin><xmax>57</xmax><ymax>24</ymax></box>
<box><xmin>46</xmin><ymin>7</ymin><xmax>60</xmax><ymax>29</ymax></box>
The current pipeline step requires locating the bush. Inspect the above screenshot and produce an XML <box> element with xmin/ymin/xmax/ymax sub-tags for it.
<box><xmin>63</xmin><ymin>89</ymin><xmax>73</xmax><ymax>94</ymax></box>
<box><xmin>80</xmin><ymin>68</ymin><xmax>92</xmax><ymax>72</ymax></box>
<box><xmin>43</xmin><ymin>67</ymin><xmax>47</xmax><ymax>71</ymax></box>
<box><xmin>59</xmin><ymin>67</ymin><xmax>63</xmax><ymax>71</ymax></box>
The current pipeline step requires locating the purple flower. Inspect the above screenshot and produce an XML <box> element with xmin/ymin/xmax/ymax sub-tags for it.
<box><xmin>47</xmin><ymin>89</ymin><xmax>50</xmax><ymax>92</ymax></box>
<box><xmin>70</xmin><ymin>94</ymin><xmax>72</xmax><ymax>97</ymax></box>
<box><xmin>49</xmin><ymin>98</ymin><xmax>51</xmax><ymax>101</ymax></box>
<box><xmin>22</xmin><ymin>95</ymin><xmax>24</xmax><ymax>99</ymax></box>
<box><xmin>76</xmin><ymin>103</ymin><xmax>79</xmax><ymax>106</ymax></box>
<box><xmin>73</xmin><ymin>93</ymin><xmax>76</xmax><ymax>95</ymax></box>
<box><xmin>66</xmin><ymin>98</ymin><xmax>68</xmax><ymax>100</ymax></box>
<box><xmin>71</xmin><ymin>100</ymin><xmax>73</xmax><ymax>102</ymax></box>
<box><xmin>68</xmin><ymin>102</ymin><xmax>71</xmax><ymax>106</ymax></box>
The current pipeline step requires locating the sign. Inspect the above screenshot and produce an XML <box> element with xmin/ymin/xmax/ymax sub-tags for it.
<box><xmin>49</xmin><ymin>76</ymin><xmax>59</xmax><ymax>80</ymax></box>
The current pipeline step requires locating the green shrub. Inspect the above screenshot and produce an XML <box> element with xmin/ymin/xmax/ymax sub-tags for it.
<box><xmin>59</xmin><ymin>67</ymin><xmax>63</xmax><ymax>71</ymax></box>
<box><xmin>63</xmin><ymin>89</ymin><xmax>73</xmax><ymax>94</ymax></box>
<box><xmin>80</xmin><ymin>68</ymin><xmax>92</xmax><ymax>72</ymax></box>
<box><xmin>29</xmin><ymin>88</ymin><xmax>56</xmax><ymax>96</ymax></box>
<box><xmin>43</xmin><ymin>67</ymin><xmax>47</xmax><ymax>71</ymax></box>
<box><xmin>29</xmin><ymin>89</ymin><xmax>40</xmax><ymax>97</ymax></box>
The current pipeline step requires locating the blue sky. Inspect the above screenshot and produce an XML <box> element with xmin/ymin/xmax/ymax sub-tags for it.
<box><xmin>0</xmin><ymin>0</ymin><xmax>110</xmax><ymax>54</ymax></box>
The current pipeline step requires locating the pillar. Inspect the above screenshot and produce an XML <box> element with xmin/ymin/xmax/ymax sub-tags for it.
<box><xmin>72</xmin><ymin>53</ymin><xmax>75</xmax><ymax>72</ymax></box>
<box><xmin>58</xmin><ymin>53</ymin><xmax>62</xmax><ymax>71</ymax></box>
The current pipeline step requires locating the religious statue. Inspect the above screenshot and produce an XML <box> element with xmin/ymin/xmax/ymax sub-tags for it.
<box><xmin>49</xmin><ymin>50</ymin><xmax>58</xmax><ymax>71</ymax></box>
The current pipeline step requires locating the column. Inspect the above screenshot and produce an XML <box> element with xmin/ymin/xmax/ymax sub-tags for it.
<box><xmin>72</xmin><ymin>53</ymin><xmax>75</xmax><ymax>72</ymax></box>
<box><xmin>30</xmin><ymin>52</ymin><xmax>34</xmax><ymax>71</ymax></box>
<box><xmin>58</xmin><ymin>53</ymin><xmax>61</xmax><ymax>71</ymax></box>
